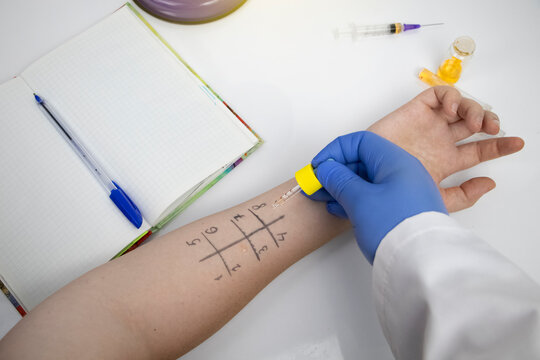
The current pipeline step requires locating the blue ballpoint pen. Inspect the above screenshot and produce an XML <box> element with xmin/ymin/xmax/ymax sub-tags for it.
<box><xmin>34</xmin><ymin>93</ymin><xmax>143</xmax><ymax>228</ymax></box>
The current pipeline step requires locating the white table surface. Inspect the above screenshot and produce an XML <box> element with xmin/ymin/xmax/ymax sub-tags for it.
<box><xmin>1</xmin><ymin>0</ymin><xmax>539</xmax><ymax>358</ymax></box>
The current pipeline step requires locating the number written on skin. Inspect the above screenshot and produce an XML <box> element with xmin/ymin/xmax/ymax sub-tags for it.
<box><xmin>251</xmin><ymin>203</ymin><xmax>266</xmax><ymax>211</ymax></box>
<box><xmin>205</xmin><ymin>226</ymin><xmax>218</xmax><ymax>234</ymax></box>
<box><xmin>233</xmin><ymin>214</ymin><xmax>245</xmax><ymax>222</ymax></box>
<box><xmin>232</xmin><ymin>264</ymin><xmax>241</xmax><ymax>272</ymax></box>
<box><xmin>186</xmin><ymin>238</ymin><xmax>201</xmax><ymax>246</ymax></box>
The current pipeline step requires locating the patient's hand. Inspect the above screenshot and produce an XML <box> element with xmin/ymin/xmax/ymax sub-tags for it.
<box><xmin>367</xmin><ymin>86</ymin><xmax>524</xmax><ymax>212</ymax></box>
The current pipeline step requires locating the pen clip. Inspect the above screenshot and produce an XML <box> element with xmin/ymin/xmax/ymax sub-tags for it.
<box><xmin>110</xmin><ymin>181</ymin><xmax>143</xmax><ymax>228</ymax></box>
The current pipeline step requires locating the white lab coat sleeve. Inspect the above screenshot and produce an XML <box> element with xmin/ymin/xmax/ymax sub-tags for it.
<box><xmin>372</xmin><ymin>211</ymin><xmax>540</xmax><ymax>360</ymax></box>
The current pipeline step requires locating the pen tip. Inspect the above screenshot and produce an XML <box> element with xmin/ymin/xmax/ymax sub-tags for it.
<box><xmin>33</xmin><ymin>93</ymin><xmax>43</xmax><ymax>103</ymax></box>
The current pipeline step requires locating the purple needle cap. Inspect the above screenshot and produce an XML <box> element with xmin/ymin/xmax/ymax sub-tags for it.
<box><xmin>403</xmin><ymin>24</ymin><xmax>421</xmax><ymax>31</ymax></box>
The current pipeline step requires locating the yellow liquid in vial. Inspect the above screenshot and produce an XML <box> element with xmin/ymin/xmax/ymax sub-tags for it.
<box><xmin>437</xmin><ymin>56</ymin><xmax>462</xmax><ymax>84</ymax></box>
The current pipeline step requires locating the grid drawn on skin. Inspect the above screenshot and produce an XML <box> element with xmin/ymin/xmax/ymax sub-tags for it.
<box><xmin>21</xmin><ymin>7</ymin><xmax>258</xmax><ymax>225</ymax></box>
<box><xmin>0</xmin><ymin>78</ymin><xmax>150</xmax><ymax>310</ymax></box>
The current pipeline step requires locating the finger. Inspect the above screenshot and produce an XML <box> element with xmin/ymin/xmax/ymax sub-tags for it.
<box><xmin>449</xmin><ymin>120</ymin><xmax>474</xmax><ymax>142</ymax></box>
<box><xmin>312</xmin><ymin>132</ymin><xmax>365</xmax><ymax>167</ymax></box>
<box><xmin>312</xmin><ymin>131</ymin><xmax>393</xmax><ymax>178</ymax></box>
<box><xmin>457</xmin><ymin>137</ymin><xmax>525</xmax><ymax>170</ymax></box>
<box><xmin>307</xmin><ymin>188</ymin><xmax>334</xmax><ymax>202</ymax></box>
<box><xmin>481</xmin><ymin>111</ymin><xmax>500</xmax><ymax>135</ymax></box>
<box><xmin>316</xmin><ymin>160</ymin><xmax>366</xmax><ymax>204</ymax></box>
<box><xmin>455</xmin><ymin>97</ymin><xmax>484</xmax><ymax>131</ymax></box>
<box><xmin>450</xmin><ymin>111</ymin><xmax>502</xmax><ymax>142</ymax></box>
<box><xmin>307</xmin><ymin>162</ymin><xmax>368</xmax><ymax>202</ymax></box>
<box><xmin>440</xmin><ymin>177</ymin><xmax>496</xmax><ymax>212</ymax></box>
<box><xmin>327</xmin><ymin>201</ymin><xmax>348</xmax><ymax>219</ymax></box>
<box><xmin>415</xmin><ymin>86</ymin><xmax>462</xmax><ymax>118</ymax></box>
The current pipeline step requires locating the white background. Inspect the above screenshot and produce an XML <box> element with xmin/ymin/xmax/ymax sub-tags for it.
<box><xmin>1</xmin><ymin>0</ymin><xmax>539</xmax><ymax>358</ymax></box>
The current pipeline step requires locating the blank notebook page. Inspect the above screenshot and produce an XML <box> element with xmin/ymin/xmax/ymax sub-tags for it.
<box><xmin>21</xmin><ymin>5</ymin><xmax>258</xmax><ymax>225</ymax></box>
<box><xmin>0</xmin><ymin>78</ymin><xmax>150</xmax><ymax>310</ymax></box>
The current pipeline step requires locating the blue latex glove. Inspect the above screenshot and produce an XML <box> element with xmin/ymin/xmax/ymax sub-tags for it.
<box><xmin>311</xmin><ymin>131</ymin><xmax>447</xmax><ymax>264</ymax></box>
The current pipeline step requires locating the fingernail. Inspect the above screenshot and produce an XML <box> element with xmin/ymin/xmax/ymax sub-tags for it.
<box><xmin>492</xmin><ymin>114</ymin><xmax>500</xmax><ymax>123</ymax></box>
<box><xmin>451</xmin><ymin>103</ymin><xmax>458</xmax><ymax>114</ymax></box>
<box><xmin>476</xmin><ymin>116</ymin><xmax>483</xmax><ymax>127</ymax></box>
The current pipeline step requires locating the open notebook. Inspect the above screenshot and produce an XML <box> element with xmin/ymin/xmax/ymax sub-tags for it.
<box><xmin>0</xmin><ymin>3</ymin><xmax>261</xmax><ymax>312</ymax></box>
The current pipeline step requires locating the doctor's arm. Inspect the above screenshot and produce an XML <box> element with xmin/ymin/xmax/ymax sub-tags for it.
<box><xmin>373</xmin><ymin>212</ymin><xmax>540</xmax><ymax>359</ymax></box>
<box><xmin>314</xmin><ymin>130</ymin><xmax>539</xmax><ymax>359</ymax></box>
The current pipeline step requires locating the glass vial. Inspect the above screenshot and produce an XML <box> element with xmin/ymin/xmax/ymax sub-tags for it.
<box><xmin>437</xmin><ymin>36</ymin><xmax>476</xmax><ymax>84</ymax></box>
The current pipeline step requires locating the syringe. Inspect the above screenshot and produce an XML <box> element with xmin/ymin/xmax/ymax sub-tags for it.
<box><xmin>273</xmin><ymin>164</ymin><xmax>322</xmax><ymax>208</ymax></box>
<box><xmin>334</xmin><ymin>23</ymin><xmax>443</xmax><ymax>40</ymax></box>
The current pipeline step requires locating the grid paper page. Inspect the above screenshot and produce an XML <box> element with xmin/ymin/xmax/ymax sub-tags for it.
<box><xmin>0</xmin><ymin>78</ymin><xmax>150</xmax><ymax>310</ymax></box>
<box><xmin>21</xmin><ymin>6</ymin><xmax>259</xmax><ymax>225</ymax></box>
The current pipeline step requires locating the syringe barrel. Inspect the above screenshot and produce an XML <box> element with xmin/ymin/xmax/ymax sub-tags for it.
<box><xmin>352</xmin><ymin>23</ymin><xmax>402</xmax><ymax>37</ymax></box>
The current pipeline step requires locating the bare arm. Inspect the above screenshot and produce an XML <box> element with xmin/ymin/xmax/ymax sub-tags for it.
<box><xmin>0</xmin><ymin>87</ymin><xmax>525</xmax><ymax>359</ymax></box>
<box><xmin>0</xmin><ymin>178</ymin><xmax>349</xmax><ymax>359</ymax></box>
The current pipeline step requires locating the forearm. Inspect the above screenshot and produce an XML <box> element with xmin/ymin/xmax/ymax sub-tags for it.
<box><xmin>0</xmin><ymin>178</ymin><xmax>349</xmax><ymax>359</ymax></box>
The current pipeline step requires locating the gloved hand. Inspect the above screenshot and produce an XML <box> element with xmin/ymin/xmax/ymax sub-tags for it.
<box><xmin>311</xmin><ymin>131</ymin><xmax>447</xmax><ymax>264</ymax></box>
